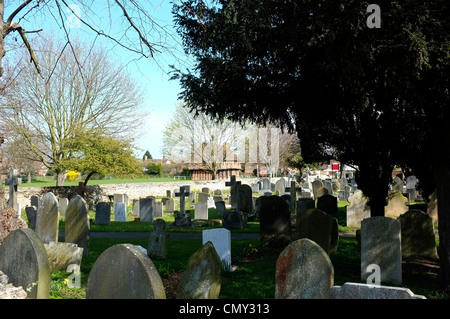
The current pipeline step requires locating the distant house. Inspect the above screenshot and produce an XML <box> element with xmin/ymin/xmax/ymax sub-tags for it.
<box><xmin>189</xmin><ymin>161</ymin><xmax>242</xmax><ymax>180</ymax></box>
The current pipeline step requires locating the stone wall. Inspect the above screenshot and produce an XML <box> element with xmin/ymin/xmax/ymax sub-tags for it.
<box><xmin>14</xmin><ymin>178</ymin><xmax>264</xmax><ymax>209</ymax></box>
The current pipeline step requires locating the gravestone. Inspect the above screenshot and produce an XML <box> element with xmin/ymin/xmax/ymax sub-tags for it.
<box><xmin>173</xmin><ymin>186</ymin><xmax>193</xmax><ymax>227</ymax></box>
<box><xmin>330</xmin><ymin>282</ymin><xmax>426</xmax><ymax>299</ymax></box>
<box><xmin>197</xmin><ymin>192</ymin><xmax>210</xmax><ymax>203</ymax></box>
<box><xmin>148</xmin><ymin>219</ymin><xmax>169</xmax><ymax>259</ymax></box>
<box><xmin>86</xmin><ymin>244</ymin><xmax>166</xmax><ymax>299</ymax></box>
<box><xmin>215</xmin><ymin>201</ymin><xmax>226</xmax><ymax>214</ymax></box>
<box><xmin>222</xmin><ymin>210</ymin><xmax>247</xmax><ymax>229</ymax></box>
<box><xmin>297</xmin><ymin>198</ymin><xmax>316</xmax><ymax>216</ymax></box>
<box><xmin>31</xmin><ymin>195</ymin><xmax>40</xmax><ymax>208</ymax></box>
<box><xmin>113</xmin><ymin>193</ymin><xmax>124</xmax><ymax>203</ymax></box>
<box><xmin>385</xmin><ymin>191</ymin><xmax>408</xmax><ymax>218</ymax></box>
<box><xmin>275</xmin><ymin>178</ymin><xmax>286</xmax><ymax>196</ymax></box>
<box><xmin>238</xmin><ymin>184</ymin><xmax>253</xmax><ymax>214</ymax></box>
<box><xmin>405</xmin><ymin>175</ymin><xmax>418</xmax><ymax>200</ymax></box>
<box><xmin>65</xmin><ymin>195</ymin><xmax>90</xmax><ymax>256</ymax></box>
<box><xmin>361</xmin><ymin>216</ymin><xmax>402</xmax><ymax>285</ymax></box>
<box><xmin>316</xmin><ymin>194</ymin><xmax>338</xmax><ymax>215</ymax></box>
<box><xmin>262</xmin><ymin>178</ymin><xmax>270</xmax><ymax>190</ymax></box>
<box><xmin>35</xmin><ymin>192</ymin><xmax>60</xmax><ymax>243</ymax></box>
<box><xmin>285</xmin><ymin>181</ymin><xmax>301</xmax><ymax>217</ymax></box>
<box><xmin>316</xmin><ymin>187</ymin><xmax>328</xmax><ymax>198</ymax></box>
<box><xmin>44</xmin><ymin>242</ymin><xmax>84</xmax><ymax>271</ymax></box>
<box><xmin>225</xmin><ymin>175</ymin><xmax>241</xmax><ymax>209</ymax></box>
<box><xmin>323</xmin><ymin>180</ymin><xmax>333</xmax><ymax>195</ymax></box>
<box><xmin>114</xmin><ymin>202</ymin><xmax>127</xmax><ymax>222</ymax></box>
<box><xmin>0</xmin><ymin>228</ymin><xmax>50</xmax><ymax>299</ymax></box>
<box><xmin>177</xmin><ymin>242</ymin><xmax>222</xmax><ymax>299</ymax></box>
<box><xmin>391</xmin><ymin>175</ymin><xmax>404</xmax><ymax>193</ymax></box>
<box><xmin>398</xmin><ymin>210</ymin><xmax>438</xmax><ymax>259</ymax></box>
<box><xmin>139</xmin><ymin>197</ymin><xmax>155</xmax><ymax>222</ymax></box>
<box><xmin>95</xmin><ymin>202</ymin><xmax>111</xmax><ymax>225</ymax></box>
<box><xmin>202</xmin><ymin>228</ymin><xmax>231</xmax><ymax>271</ymax></box>
<box><xmin>346</xmin><ymin>190</ymin><xmax>371</xmax><ymax>227</ymax></box>
<box><xmin>275</xmin><ymin>238</ymin><xmax>334</xmax><ymax>299</ymax></box>
<box><xmin>154</xmin><ymin>202</ymin><xmax>163</xmax><ymax>218</ymax></box>
<box><xmin>5</xmin><ymin>168</ymin><xmax>19</xmax><ymax>211</ymax></box>
<box><xmin>59</xmin><ymin>198</ymin><xmax>69</xmax><ymax>217</ymax></box>
<box><xmin>165</xmin><ymin>198</ymin><xmax>175</xmax><ymax>214</ymax></box>
<box><xmin>296</xmin><ymin>208</ymin><xmax>339</xmax><ymax>254</ymax></box>
<box><xmin>25</xmin><ymin>206</ymin><xmax>37</xmax><ymax>229</ymax></box>
<box><xmin>312</xmin><ymin>179</ymin><xmax>324</xmax><ymax>199</ymax></box>
<box><xmin>259</xmin><ymin>195</ymin><xmax>291</xmax><ymax>249</ymax></box>
<box><xmin>195</xmin><ymin>202</ymin><xmax>209</xmax><ymax>220</ymax></box>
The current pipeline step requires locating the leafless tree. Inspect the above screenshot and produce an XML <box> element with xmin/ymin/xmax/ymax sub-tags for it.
<box><xmin>0</xmin><ymin>36</ymin><xmax>145</xmax><ymax>185</ymax></box>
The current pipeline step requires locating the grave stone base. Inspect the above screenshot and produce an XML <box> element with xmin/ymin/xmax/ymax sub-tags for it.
<box><xmin>172</xmin><ymin>214</ymin><xmax>194</xmax><ymax>228</ymax></box>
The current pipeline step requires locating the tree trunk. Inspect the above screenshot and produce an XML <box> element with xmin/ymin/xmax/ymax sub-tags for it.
<box><xmin>56</xmin><ymin>171</ymin><xmax>67</xmax><ymax>187</ymax></box>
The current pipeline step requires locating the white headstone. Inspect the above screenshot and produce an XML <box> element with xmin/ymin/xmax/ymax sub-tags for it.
<box><xmin>202</xmin><ymin>228</ymin><xmax>231</xmax><ymax>271</ymax></box>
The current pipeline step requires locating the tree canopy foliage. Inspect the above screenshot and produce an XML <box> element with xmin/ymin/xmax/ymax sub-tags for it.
<box><xmin>173</xmin><ymin>0</ymin><xmax>450</xmax><ymax>289</ymax></box>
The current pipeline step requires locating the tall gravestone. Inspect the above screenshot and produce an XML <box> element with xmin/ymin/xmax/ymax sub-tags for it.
<box><xmin>312</xmin><ymin>179</ymin><xmax>324</xmax><ymax>199</ymax></box>
<box><xmin>148</xmin><ymin>219</ymin><xmax>169</xmax><ymax>259</ymax></box>
<box><xmin>296</xmin><ymin>208</ymin><xmax>339</xmax><ymax>254</ymax></box>
<box><xmin>5</xmin><ymin>168</ymin><xmax>19</xmax><ymax>212</ymax></box>
<box><xmin>259</xmin><ymin>195</ymin><xmax>291</xmax><ymax>249</ymax></box>
<box><xmin>346</xmin><ymin>190</ymin><xmax>371</xmax><ymax>227</ymax></box>
<box><xmin>177</xmin><ymin>242</ymin><xmax>222</xmax><ymax>299</ymax></box>
<box><xmin>316</xmin><ymin>194</ymin><xmax>338</xmax><ymax>215</ymax></box>
<box><xmin>202</xmin><ymin>228</ymin><xmax>231</xmax><ymax>271</ymax></box>
<box><xmin>225</xmin><ymin>175</ymin><xmax>241</xmax><ymax>209</ymax></box>
<box><xmin>385</xmin><ymin>191</ymin><xmax>408</xmax><ymax>218</ymax></box>
<box><xmin>398</xmin><ymin>210</ymin><xmax>438</xmax><ymax>260</ymax></box>
<box><xmin>361</xmin><ymin>216</ymin><xmax>402</xmax><ymax>285</ymax></box>
<box><xmin>86</xmin><ymin>244</ymin><xmax>166</xmax><ymax>299</ymax></box>
<box><xmin>195</xmin><ymin>202</ymin><xmax>208</xmax><ymax>220</ymax></box>
<box><xmin>140</xmin><ymin>197</ymin><xmax>155</xmax><ymax>222</ymax></box>
<box><xmin>65</xmin><ymin>195</ymin><xmax>90</xmax><ymax>256</ymax></box>
<box><xmin>35</xmin><ymin>192</ymin><xmax>60</xmax><ymax>243</ymax></box>
<box><xmin>114</xmin><ymin>202</ymin><xmax>127</xmax><ymax>222</ymax></box>
<box><xmin>95</xmin><ymin>202</ymin><xmax>111</xmax><ymax>225</ymax></box>
<box><xmin>275</xmin><ymin>238</ymin><xmax>334</xmax><ymax>299</ymax></box>
<box><xmin>238</xmin><ymin>184</ymin><xmax>253</xmax><ymax>214</ymax></box>
<box><xmin>0</xmin><ymin>228</ymin><xmax>50</xmax><ymax>299</ymax></box>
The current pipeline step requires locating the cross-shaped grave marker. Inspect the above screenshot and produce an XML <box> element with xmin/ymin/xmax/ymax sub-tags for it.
<box><xmin>285</xmin><ymin>181</ymin><xmax>302</xmax><ymax>216</ymax></box>
<box><xmin>175</xmin><ymin>185</ymin><xmax>190</xmax><ymax>216</ymax></box>
<box><xmin>225</xmin><ymin>175</ymin><xmax>241</xmax><ymax>210</ymax></box>
<box><xmin>5</xmin><ymin>168</ymin><xmax>19</xmax><ymax>211</ymax></box>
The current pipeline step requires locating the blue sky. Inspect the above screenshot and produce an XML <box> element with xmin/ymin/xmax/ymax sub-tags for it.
<box><xmin>5</xmin><ymin>0</ymin><xmax>190</xmax><ymax>159</ymax></box>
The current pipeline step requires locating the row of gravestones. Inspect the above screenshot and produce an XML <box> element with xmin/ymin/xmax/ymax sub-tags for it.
<box><xmin>0</xmin><ymin>225</ymin><xmax>426</xmax><ymax>299</ymax></box>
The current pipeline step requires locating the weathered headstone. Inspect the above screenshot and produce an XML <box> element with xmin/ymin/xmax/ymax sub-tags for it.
<box><xmin>65</xmin><ymin>195</ymin><xmax>90</xmax><ymax>256</ymax></box>
<box><xmin>165</xmin><ymin>198</ymin><xmax>175</xmax><ymax>214</ymax></box>
<box><xmin>296</xmin><ymin>198</ymin><xmax>316</xmax><ymax>216</ymax></box>
<box><xmin>44</xmin><ymin>242</ymin><xmax>84</xmax><ymax>271</ymax></box>
<box><xmin>398</xmin><ymin>210</ymin><xmax>438</xmax><ymax>259</ymax></box>
<box><xmin>197</xmin><ymin>192</ymin><xmax>210</xmax><ymax>203</ymax></box>
<box><xmin>259</xmin><ymin>195</ymin><xmax>291</xmax><ymax>249</ymax></box>
<box><xmin>225</xmin><ymin>175</ymin><xmax>241</xmax><ymax>209</ymax></box>
<box><xmin>113</xmin><ymin>193</ymin><xmax>124</xmax><ymax>203</ymax></box>
<box><xmin>139</xmin><ymin>197</ymin><xmax>155</xmax><ymax>222</ymax></box>
<box><xmin>114</xmin><ymin>202</ymin><xmax>127</xmax><ymax>222</ymax></box>
<box><xmin>154</xmin><ymin>202</ymin><xmax>163</xmax><ymax>218</ymax></box>
<box><xmin>177</xmin><ymin>242</ymin><xmax>222</xmax><ymax>299</ymax></box>
<box><xmin>173</xmin><ymin>186</ymin><xmax>193</xmax><ymax>227</ymax></box>
<box><xmin>323</xmin><ymin>180</ymin><xmax>333</xmax><ymax>195</ymax></box>
<box><xmin>195</xmin><ymin>202</ymin><xmax>209</xmax><ymax>220</ymax></box>
<box><xmin>30</xmin><ymin>195</ymin><xmax>40</xmax><ymax>208</ymax></box>
<box><xmin>148</xmin><ymin>219</ymin><xmax>169</xmax><ymax>259</ymax></box>
<box><xmin>296</xmin><ymin>208</ymin><xmax>339</xmax><ymax>254</ymax></box>
<box><xmin>0</xmin><ymin>228</ymin><xmax>50</xmax><ymax>299</ymax></box>
<box><xmin>35</xmin><ymin>192</ymin><xmax>60</xmax><ymax>243</ymax></box>
<box><xmin>316</xmin><ymin>187</ymin><xmax>329</xmax><ymax>198</ymax></box>
<box><xmin>202</xmin><ymin>228</ymin><xmax>231</xmax><ymax>270</ymax></box>
<box><xmin>312</xmin><ymin>179</ymin><xmax>324</xmax><ymax>199</ymax></box>
<box><xmin>222</xmin><ymin>210</ymin><xmax>247</xmax><ymax>229</ymax></box>
<box><xmin>5</xmin><ymin>168</ymin><xmax>19</xmax><ymax>211</ymax></box>
<box><xmin>391</xmin><ymin>175</ymin><xmax>404</xmax><ymax>193</ymax></box>
<box><xmin>95</xmin><ymin>202</ymin><xmax>111</xmax><ymax>225</ymax></box>
<box><xmin>346</xmin><ymin>190</ymin><xmax>371</xmax><ymax>227</ymax></box>
<box><xmin>86</xmin><ymin>244</ymin><xmax>166</xmax><ymax>299</ymax></box>
<box><xmin>361</xmin><ymin>216</ymin><xmax>402</xmax><ymax>285</ymax></box>
<box><xmin>58</xmin><ymin>198</ymin><xmax>69</xmax><ymax>217</ymax></box>
<box><xmin>385</xmin><ymin>191</ymin><xmax>408</xmax><ymax>218</ymax></box>
<box><xmin>275</xmin><ymin>178</ymin><xmax>286</xmax><ymax>196</ymax></box>
<box><xmin>215</xmin><ymin>201</ymin><xmax>226</xmax><ymax>214</ymax></box>
<box><xmin>275</xmin><ymin>238</ymin><xmax>334</xmax><ymax>299</ymax></box>
<box><xmin>238</xmin><ymin>184</ymin><xmax>253</xmax><ymax>214</ymax></box>
<box><xmin>285</xmin><ymin>181</ymin><xmax>301</xmax><ymax>217</ymax></box>
<box><xmin>25</xmin><ymin>206</ymin><xmax>37</xmax><ymax>229</ymax></box>
<box><xmin>316</xmin><ymin>194</ymin><xmax>338</xmax><ymax>215</ymax></box>
<box><xmin>405</xmin><ymin>175</ymin><xmax>418</xmax><ymax>200</ymax></box>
